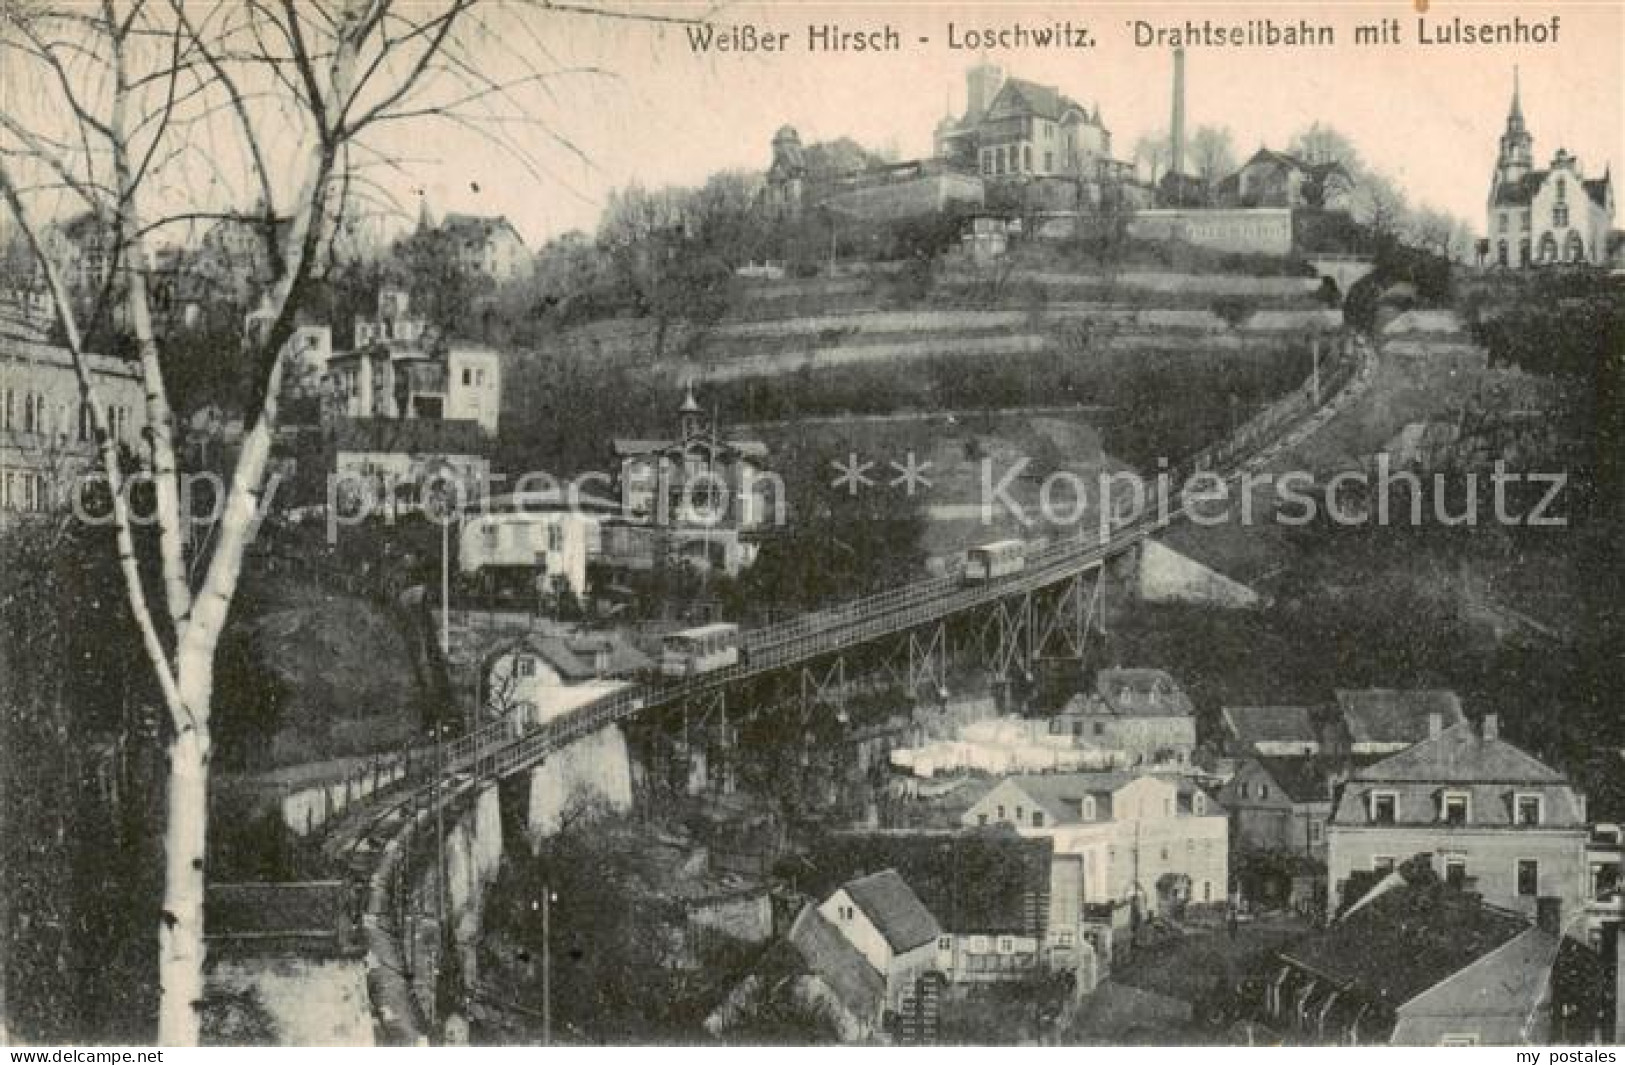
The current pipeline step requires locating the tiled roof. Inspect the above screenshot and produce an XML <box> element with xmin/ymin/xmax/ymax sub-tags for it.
<box><xmin>1252</xmin><ymin>756</ymin><xmax>1335</xmax><ymax>804</ymax></box>
<box><xmin>806</xmin><ymin>831</ymin><xmax>1051</xmax><ymax>936</ymax></box>
<box><xmin>1335</xmin><ymin>689</ymin><xmax>1465</xmax><ymax>746</ymax></box>
<box><xmin>1492</xmin><ymin>171</ymin><xmax>1546</xmax><ymax>207</ymax></box>
<box><xmin>612</xmin><ymin>435</ymin><xmax>769</xmax><ymax>460</ymax></box>
<box><xmin>1280</xmin><ymin>879</ymin><xmax>1532</xmax><ymax>1007</ymax></box>
<box><xmin>1583</xmin><ymin>175</ymin><xmax>1611</xmax><ymax>208</ymax></box>
<box><xmin>1222</xmin><ymin>705</ymin><xmax>1318</xmax><ymax>747</ymax></box>
<box><xmin>989</xmin><ymin>78</ymin><xmax>1091</xmax><ymax>124</ymax></box>
<box><xmin>1352</xmin><ymin>720</ymin><xmax>1566</xmax><ymax>784</ymax></box>
<box><xmin>498</xmin><ymin>633</ymin><xmax>652</xmax><ymax>683</ymax></box>
<box><xmin>997</xmin><ymin>772</ymin><xmax>1219</xmax><ymax>825</ymax></box>
<box><xmin>328</xmin><ymin>416</ymin><xmax>487</xmax><ymax>456</ymax></box>
<box><xmin>1332</xmin><ymin>722</ymin><xmax>1586</xmax><ymax>827</ymax></box>
<box><xmin>787</xmin><ymin>905</ymin><xmax>884</xmax><ymax>1023</ymax></box>
<box><xmin>842</xmin><ymin>869</ymin><xmax>941</xmax><ymax>954</ymax></box>
<box><xmin>1084</xmin><ymin>668</ymin><xmax>1194</xmax><ymax>719</ymax></box>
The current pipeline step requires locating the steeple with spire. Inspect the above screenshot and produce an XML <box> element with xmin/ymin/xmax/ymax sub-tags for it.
<box><xmin>677</xmin><ymin>380</ymin><xmax>705</xmax><ymax>440</ymax></box>
<box><xmin>1495</xmin><ymin>67</ymin><xmax>1534</xmax><ymax>186</ymax></box>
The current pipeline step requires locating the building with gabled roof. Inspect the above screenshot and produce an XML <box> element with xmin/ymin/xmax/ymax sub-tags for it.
<box><xmin>1216</xmin><ymin>147</ymin><xmax>1354</xmax><ymax>210</ymax></box>
<box><xmin>609</xmin><ymin>383</ymin><xmax>775</xmax><ymax>576</ymax></box>
<box><xmin>812</xmin><ymin>869</ymin><xmax>942</xmax><ymax>1024</ymax></box>
<box><xmin>933</xmin><ymin>62</ymin><xmax>1124</xmax><ymax>187</ymax></box>
<box><xmin>1050</xmin><ymin>667</ymin><xmax>1197</xmax><ymax>768</ymax></box>
<box><xmin>1221</xmin><ymin>705</ymin><xmax>1324</xmax><ymax>757</ymax></box>
<box><xmin>437</xmin><ymin>211</ymin><xmax>530</xmax><ymax>282</ymax></box>
<box><xmin>1485</xmin><ymin>69</ymin><xmax>1614</xmax><ymax>268</ymax></box>
<box><xmin>1327</xmin><ymin>714</ymin><xmax>1588</xmax><ymax>922</ymax></box>
<box><xmin>800</xmin><ymin>830</ymin><xmax>1099</xmax><ymax>985</ymax></box>
<box><xmin>1334</xmin><ymin>688</ymin><xmax>1466</xmax><ymax>755</ymax></box>
<box><xmin>961</xmin><ymin>771</ymin><xmax>1227</xmax><ymax>934</ymax></box>
<box><xmin>784</xmin><ymin>905</ymin><xmax>887</xmax><ymax>1040</ymax></box>
<box><xmin>1261</xmin><ymin>869</ymin><xmax>1569</xmax><ymax>1045</ymax></box>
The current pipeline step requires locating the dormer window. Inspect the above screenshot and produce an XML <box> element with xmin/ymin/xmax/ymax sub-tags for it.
<box><xmin>1441</xmin><ymin>792</ymin><xmax>1470</xmax><ymax>826</ymax></box>
<box><xmin>1081</xmin><ymin>796</ymin><xmax>1096</xmax><ymax>821</ymax></box>
<box><xmin>1371</xmin><ymin>792</ymin><xmax>1398</xmax><ymax>824</ymax></box>
<box><xmin>1193</xmin><ymin>793</ymin><xmax>1206</xmax><ymax>815</ymax></box>
<box><xmin>1515</xmin><ymin>794</ymin><xmax>1543</xmax><ymax>826</ymax></box>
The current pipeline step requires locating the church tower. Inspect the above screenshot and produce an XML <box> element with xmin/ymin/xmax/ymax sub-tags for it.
<box><xmin>677</xmin><ymin>381</ymin><xmax>705</xmax><ymax>440</ymax></box>
<box><xmin>1495</xmin><ymin>68</ymin><xmax>1534</xmax><ymax>186</ymax></box>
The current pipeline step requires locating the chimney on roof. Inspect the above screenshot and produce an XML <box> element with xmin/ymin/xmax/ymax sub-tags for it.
<box><xmin>1482</xmin><ymin>714</ymin><xmax>1499</xmax><ymax>741</ymax></box>
<box><xmin>1428</xmin><ymin>713</ymin><xmax>1443</xmax><ymax>739</ymax></box>
<box><xmin>1536</xmin><ymin>896</ymin><xmax>1561</xmax><ymax>936</ymax></box>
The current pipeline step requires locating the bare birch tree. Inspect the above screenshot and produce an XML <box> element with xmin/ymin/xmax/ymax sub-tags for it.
<box><xmin>0</xmin><ymin>0</ymin><xmax>697</xmax><ymax>1044</ymax></box>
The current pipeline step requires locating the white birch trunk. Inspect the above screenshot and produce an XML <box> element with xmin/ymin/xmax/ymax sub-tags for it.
<box><xmin>155</xmin><ymin>716</ymin><xmax>209</xmax><ymax>1046</ymax></box>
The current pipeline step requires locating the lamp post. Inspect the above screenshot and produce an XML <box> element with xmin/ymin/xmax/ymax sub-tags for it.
<box><xmin>532</xmin><ymin>886</ymin><xmax>559</xmax><ymax>1044</ymax></box>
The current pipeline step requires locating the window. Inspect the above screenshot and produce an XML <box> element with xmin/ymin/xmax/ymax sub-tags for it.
<box><xmin>1022</xmin><ymin>145</ymin><xmax>1032</xmax><ymax>172</ymax></box>
<box><xmin>1202</xmin><ymin>880</ymin><xmax>1213</xmax><ymax>902</ymax></box>
<box><xmin>1371</xmin><ymin>792</ymin><xmax>1397</xmax><ymax>824</ymax></box>
<box><xmin>1441</xmin><ymin>792</ymin><xmax>1469</xmax><ymax>826</ymax></box>
<box><xmin>1554</xmin><ymin>204</ymin><xmax>1569</xmax><ymax>228</ymax></box>
<box><xmin>1044</xmin><ymin>150</ymin><xmax>1054</xmax><ymax>172</ymax></box>
<box><xmin>1308</xmin><ymin>819</ymin><xmax>1324</xmax><ymax>845</ymax></box>
<box><xmin>462</xmin><ymin>368</ymin><xmax>472</xmax><ymax>387</ymax></box>
<box><xmin>1445</xmin><ymin>858</ymin><xmax>1467</xmax><ymax>888</ymax></box>
<box><xmin>1373</xmin><ymin>856</ymin><xmax>1396</xmax><ymax>874</ymax></box>
<box><xmin>1056</xmin><ymin>932</ymin><xmax>1074</xmax><ymax>948</ymax></box>
<box><xmin>1517</xmin><ymin>859</ymin><xmax>1538</xmax><ymax>897</ymax></box>
<box><xmin>1015</xmin><ymin>805</ymin><xmax>1025</xmax><ymax>821</ymax></box>
<box><xmin>1239</xmin><ymin>782</ymin><xmax>1250</xmax><ymax>799</ymax></box>
<box><xmin>1093</xmin><ymin>721</ymin><xmax>1104</xmax><ymax>737</ymax></box>
<box><xmin>1031</xmin><ymin>811</ymin><xmax>1044</xmax><ymax>828</ymax></box>
<box><xmin>997</xmin><ymin>936</ymin><xmax>1015</xmax><ymax>955</ymax></box>
<box><xmin>838</xmin><ymin>904</ymin><xmax>854</xmax><ymax>922</ymax></box>
<box><xmin>1516</xmin><ymin>795</ymin><xmax>1543</xmax><ymax>826</ymax></box>
<box><xmin>515</xmin><ymin>655</ymin><xmax>536</xmax><ymax>679</ymax></box>
<box><xmin>1440</xmin><ymin>1034</ymin><xmax>1480</xmax><ymax>1047</ymax></box>
<box><xmin>977</xmin><ymin>813</ymin><xmax>988</xmax><ymax>826</ymax></box>
<box><xmin>937</xmin><ymin>936</ymin><xmax>952</xmax><ymax>952</ymax></box>
<box><xmin>547</xmin><ymin>524</ymin><xmax>563</xmax><ymax>552</ymax></box>
<box><xmin>1556</xmin><ymin>177</ymin><xmax>1567</xmax><ymax>201</ymax></box>
<box><xmin>997</xmin><ymin>805</ymin><xmax>1006</xmax><ymax>820</ymax></box>
<box><xmin>1259</xmin><ymin>784</ymin><xmax>1270</xmax><ymax>800</ymax></box>
<box><xmin>1498</xmin><ymin>212</ymin><xmax>1509</xmax><ymax>233</ymax></box>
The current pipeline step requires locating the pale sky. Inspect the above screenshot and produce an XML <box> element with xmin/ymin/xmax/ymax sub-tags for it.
<box><xmin>391</xmin><ymin>0</ymin><xmax>1624</xmax><ymax>247</ymax></box>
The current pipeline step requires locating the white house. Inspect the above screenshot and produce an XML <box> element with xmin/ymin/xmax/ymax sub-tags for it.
<box><xmin>458</xmin><ymin>487</ymin><xmax>619</xmax><ymax>601</ymax></box>
<box><xmin>816</xmin><ymin>870</ymin><xmax>942</xmax><ymax>1014</ymax></box>
<box><xmin>483</xmin><ymin>631</ymin><xmax>650</xmax><ymax>729</ymax></box>
<box><xmin>961</xmin><ymin>772</ymin><xmax>1229</xmax><ymax>921</ymax></box>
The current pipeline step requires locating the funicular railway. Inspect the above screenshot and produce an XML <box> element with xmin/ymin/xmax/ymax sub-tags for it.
<box><xmin>323</xmin><ymin>333</ymin><xmax>1374</xmax><ymax>1041</ymax></box>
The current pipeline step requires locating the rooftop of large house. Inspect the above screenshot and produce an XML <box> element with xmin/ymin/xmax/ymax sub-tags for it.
<box><xmin>496</xmin><ymin>632</ymin><xmax>652</xmax><ymax>683</ymax></box>
<box><xmin>1063</xmin><ymin>668</ymin><xmax>1194</xmax><ymax>719</ymax></box>
<box><xmin>1280</xmin><ymin>874</ymin><xmax>1548</xmax><ymax>1010</ymax></box>
<box><xmin>786</xmin><ymin>905</ymin><xmax>884</xmax><ymax>1022</ymax></box>
<box><xmin>992</xmin><ymin>772</ymin><xmax>1218</xmax><ymax>825</ymax></box>
<box><xmin>839</xmin><ymin>869</ymin><xmax>941</xmax><ymax>955</ymax></box>
<box><xmin>1222</xmin><ymin>705</ymin><xmax>1319</xmax><ymax>748</ymax></box>
<box><xmin>1333</xmin><ymin>718</ymin><xmax>1586</xmax><ymax>827</ymax></box>
<box><xmin>803</xmin><ymin>830</ymin><xmax>1050</xmax><ymax>937</ymax></box>
<box><xmin>1249</xmin><ymin>756</ymin><xmax>1337</xmax><ymax>804</ymax></box>
<box><xmin>324</xmin><ymin>416</ymin><xmax>487</xmax><ymax>456</ymax></box>
<box><xmin>1334</xmin><ymin>689</ymin><xmax>1465</xmax><ymax>746</ymax></box>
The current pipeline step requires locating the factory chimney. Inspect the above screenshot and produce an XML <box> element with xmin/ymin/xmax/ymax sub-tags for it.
<box><xmin>1170</xmin><ymin>47</ymin><xmax>1187</xmax><ymax>178</ymax></box>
